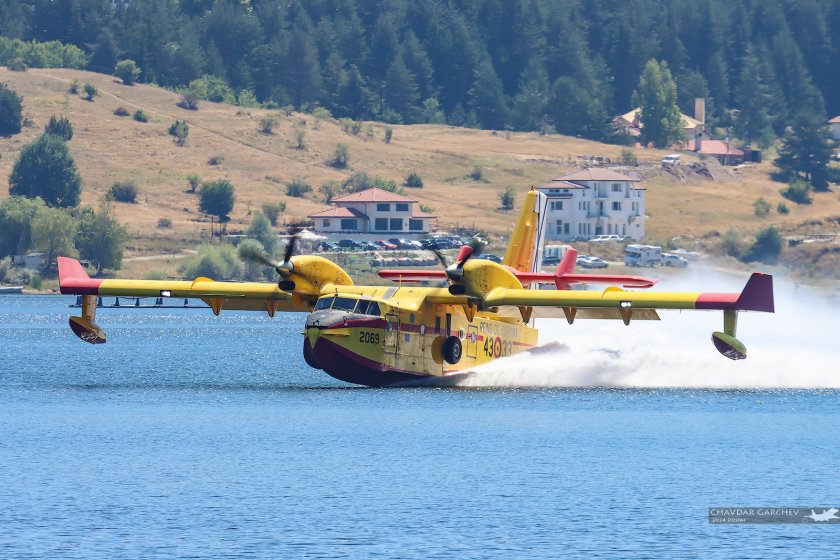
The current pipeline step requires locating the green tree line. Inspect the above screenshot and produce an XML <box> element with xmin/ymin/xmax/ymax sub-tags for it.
<box><xmin>1</xmin><ymin>0</ymin><xmax>838</xmax><ymax>140</ymax></box>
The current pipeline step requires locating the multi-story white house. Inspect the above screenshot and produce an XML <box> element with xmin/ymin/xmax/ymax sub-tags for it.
<box><xmin>309</xmin><ymin>188</ymin><xmax>436</xmax><ymax>235</ymax></box>
<box><xmin>537</xmin><ymin>169</ymin><xmax>646</xmax><ymax>241</ymax></box>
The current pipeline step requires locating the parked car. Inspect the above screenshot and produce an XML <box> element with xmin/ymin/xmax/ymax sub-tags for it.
<box><xmin>360</xmin><ymin>241</ymin><xmax>379</xmax><ymax>251</ymax></box>
<box><xmin>662</xmin><ymin>253</ymin><xmax>689</xmax><ymax>268</ymax></box>
<box><xmin>317</xmin><ymin>241</ymin><xmax>339</xmax><ymax>252</ymax></box>
<box><xmin>575</xmin><ymin>254</ymin><xmax>591</xmax><ymax>267</ymax></box>
<box><xmin>581</xmin><ymin>256</ymin><xmax>608</xmax><ymax>268</ymax></box>
<box><xmin>662</xmin><ymin>154</ymin><xmax>681</xmax><ymax>167</ymax></box>
<box><xmin>591</xmin><ymin>234</ymin><xmax>624</xmax><ymax>243</ymax></box>
<box><xmin>337</xmin><ymin>239</ymin><xmax>361</xmax><ymax>250</ymax></box>
<box><xmin>374</xmin><ymin>240</ymin><xmax>397</xmax><ymax>250</ymax></box>
<box><xmin>477</xmin><ymin>254</ymin><xmax>502</xmax><ymax>263</ymax></box>
<box><xmin>624</xmin><ymin>244</ymin><xmax>663</xmax><ymax>267</ymax></box>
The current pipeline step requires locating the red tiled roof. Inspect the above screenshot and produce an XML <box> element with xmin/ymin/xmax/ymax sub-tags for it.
<box><xmin>308</xmin><ymin>207</ymin><xmax>369</xmax><ymax>219</ymax></box>
<box><xmin>331</xmin><ymin>187</ymin><xmax>417</xmax><ymax>204</ymax></box>
<box><xmin>412</xmin><ymin>210</ymin><xmax>436</xmax><ymax>218</ymax></box>
<box><xmin>555</xmin><ymin>169</ymin><xmax>639</xmax><ymax>182</ymax></box>
<box><xmin>698</xmin><ymin>140</ymin><xmax>744</xmax><ymax>157</ymax></box>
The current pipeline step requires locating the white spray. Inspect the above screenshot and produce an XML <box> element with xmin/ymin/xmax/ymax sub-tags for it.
<box><xmin>452</xmin><ymin>269</ymin><xmax>839</xmax><ymax>389</ymax></box>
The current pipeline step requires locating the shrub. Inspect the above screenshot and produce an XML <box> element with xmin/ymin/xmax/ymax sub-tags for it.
<box><xmin>0</xmin><ymin>82</ymin><xmax>23</xmax><ymax>136</ymax></box>
<box><xmin>384</xmin><ymin>127</ymin><xmax>393</xmax><ymax>144</ymax></box>
<box><xmin>207</xmin><ymin>155</ymin><xmax>223</xmax><ymax>166</ymax></box>
<box><xmin>186</xmin><ymin>173</ymin><xmax>201</xmax><ymax>193</ymax></box>
<box><xmin>780</xmin><ymin>179</ymin><xmax>812</xmax><ymax>204</ymax></box>
<box><xmin>720</xmin><ymin>227</ymin><xmax>744</xmax><ymax>258</ymax></box>
<box><xmin>177</xmin><ymin>91</ymin><xmax>200</xmax><ymax>111</ymax></box>
<box><xmin>753</xmin><ymin>197</ymin><xmax>771</xmax><ymax>218</ymax></box>
<box><xmin>8</xmin><ymin>57</ymin><xmax>27</xmax><ymax>71</ymax></box>
<box><xmin>180</xmin><ymin>244</ymin><xmax>243</xmax><ymax>281</ymax></box>
<box><xmin>83</xmin><ymin>82</ymin><xmax>97</xmax><ymax>101</ymax></box>
<box><xmin>319</xmin><ymin>180</ymin><xmax>342</xmax><ymax>203</ymax></box>
<box><xmin>186</xmin><ymin>75</ymin><xmax>235</xmax><ymax>104</ymax></box>
<box><xmin>286</xmin><ymin>177</ymin><xmax>312</xmax><ymax>197</ymax></box>
<box><xmin>339</xmin><ymin>118</ymin><xmax>353</xmax><ymax>133</ymax></box>
<box><xmin>404</xmin><ymin>172</ymin><xmax>423</xmax><ymax>188</ymax></box>
<box><xmin>420</xmin><ymin>203</ymin><xmax>434</xmax><ymax>214</ymax></box>
<box><xmin>260</xmin><ymin>115</ymin><xmax>276</xmax><ymax>134</ymax></box>
<box><xmin>340</xmin><ymin>172</ymin><xmax>402</xmax><ymax>194</ymax></box>
<box><xmin>329</xmin><ymin>143</ymin><xmax>349</xmax><ymax>168</ymax></box>
<box><xmin>113</xmin><ymin>106</ymin><xmax>130</xmax><ymax>117</ymax></box>
<box><xmin>293</xmin><ymin>126</ymin><xmax>306</xmax><ymax>149</ymax></box>
<box><xmin>107</xmin><ymin>181</ymin><xmax>138</xmax><ymax>203</ymax></box>
<box><xmin>44</xmin><ymin>115</ymin><xmax>73</xmax><ymax>140</ymax></box>
<box><xmin>261</xmin><ymin>202</ymin><xmax>285</xmax><ymax>226</ymax></box>
<box><xmin>499</xmin><ymin>186</ymin><xmax>515</xmax><ymax>210</ymax></box>
<box><xmin>468</xmin><ymin>166</ymin><xmax>484</xmax><ymax>181</ymax></box>
<box><xmin>365</xmin><ymin>126</ymin><xmax>375</xmax><ymax>141</ymax></box>
<box><xmin>237</xmin><ymin>89</ymin><xmax>258</xmax><ymax>108</ymax></box>
<box><xmin>30</xmin><ymin>274</ymin><xmax>42</xmax><ymax>289</ymax></box>
<box><xmin>168</xmin><ymin>120</ymin><xmax>189</xmax><ymax>146</ymax></box>
<box><xmin>742</xmin><ymin>226</ymin><xmax>783</xmax><ymax>264</ymax></box>
<box><xmin>350</xmin><ymin>121</ymin><xmax>362</xmax><ymax>136</ymax></box>
<box><xmin>777</xmin><ymin>202</ymin><xmax>790</xmax><ymax>215</ymax></box>
<box><xmin>157</xmin><ymin>217</ymin><xmax>172</xmax><ymax>228</ymax></box>
<box><xmin>114</xmin><ymin>59</ymin><xmax>140</xmax><ymax>85</ymax></box>
<box><xmin>68</xmin><ymin>79</ymin><xmax>80</xmax><ymax>94</ymax></box>
<box><xmin>133</xmin><ymin>109</ymin><xmax>148</xmax><ymax>123</ymax></box>
<box><xmin>621</xmin><ymin>148</ymin><xmax>639</xmax><ymax>166</ymax></box>
<box><xmin>312</xmin><ymin>107</ymin><xmax>331</xmax><ymax>121</ymax></box>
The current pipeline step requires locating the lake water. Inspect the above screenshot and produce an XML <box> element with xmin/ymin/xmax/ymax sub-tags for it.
<box><xmin>1</xmin><ymin>293</ymin><xmax>839</xmax><ymax>558</ymax></box>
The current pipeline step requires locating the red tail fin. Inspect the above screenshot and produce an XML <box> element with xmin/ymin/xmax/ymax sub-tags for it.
<box><xmin>554</xmin><ymin>248</ymin><xmax>578</xmax><ymax>289</ymax></box>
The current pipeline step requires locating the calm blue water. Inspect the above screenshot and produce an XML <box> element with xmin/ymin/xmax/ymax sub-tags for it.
<box><xmin>1</xmin><ymin>295</ymin><xmax>839</xmax><ymax>558</ymax></box>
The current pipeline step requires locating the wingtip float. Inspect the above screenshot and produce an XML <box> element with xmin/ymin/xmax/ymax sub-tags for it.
<box><xmin>58</xmin><ymin>190</ymin><xmax>774</xmax><ymax>387</ymax></box>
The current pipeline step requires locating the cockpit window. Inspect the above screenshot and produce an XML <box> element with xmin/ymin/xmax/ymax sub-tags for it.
<box><xmin>314</xmin><ymin>297</ymin><xmax>334</xmax><ymax>311</ymax></box>
<box><xmin>332</xmin><ymin>297</ymin><xmax>357</xmax><ymax>312</ymax></box>
<box><xmin>356</xmin><ymin>300</ymin><xmax>370</xmax><ymax>315</ymax></box>
<box><xmin>367</xmin><ymin>302</ymin><xmax>381</xmax><ymax>317</ymax></box>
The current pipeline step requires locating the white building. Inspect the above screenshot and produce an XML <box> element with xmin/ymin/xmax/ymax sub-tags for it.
<box><xmin>829</xmin><ymin>115</ymin><xmax>840</xmax><ymax>141</ymax></box>
<box><xmin>537</xmin><ymin>169</ymin><xmax>646</xmax><ymax>241</ymax></box>
<box><xmin>309</xmin><ymin>188</ymin><xmax>436</xmax><ymax>235</ymax></box>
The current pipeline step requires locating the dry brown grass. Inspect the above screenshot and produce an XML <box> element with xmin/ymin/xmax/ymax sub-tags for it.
<box><xmin>2</xmin><ymin>67</ymin><xmax>840</xmax><ymax>258</ymax></box>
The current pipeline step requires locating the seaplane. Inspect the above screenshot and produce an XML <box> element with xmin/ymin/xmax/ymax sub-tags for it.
<box><xmin>58</xmin><ymin>189</ymin><xmax>774</xmax><ymax>387</ymax></box>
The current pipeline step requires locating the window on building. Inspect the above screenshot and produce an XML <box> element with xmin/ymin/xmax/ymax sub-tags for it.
<box><xmin>389</xmin><ymin>218</ymin><xmax>403</xmax><ymax>231</ymax></box>
<box><xmin>555</xmin><ymin>220</ymin><xmax>563</xmax><ymax>232</ymax></box>
<box><xmin>340</xmin><ymin>219</ymin><xmax>357</xmax><ymax>230</ymax></box>
<box><xmin>551</xmin><ymin>201</ymin><xmax>563</xmax><ymax>211</ymax></box>
<box><xmin>612</xmin><ymin>183</ymin><xmax>622</xmax><ymax>192</ymax></box>
<box><xmin>564</xmin><ymin>223</ymin><xmax>570</xmax><ymax>234</ymax></box>
<box><xmin>374</xmin><ymin>218</ymin><xmax>388</xmax><ymax>231</ymax></box>
<box><xmin>409</xmin><ymin>219</ymin><xmax>423</xmax><ymax>231</ymax></box>
<box><xmin>323</xmin><ymin>219</ymin><xmax>330</xmax><ymax>228</ymax></box>
<box><xmin>377</xmin><ymin>203</ymin><xmax>390</xmax><ymax>211</ymax></box>
<box><xmin>396</xmin><ymin>203</ymin><xmax>409</xmax><ymax>212</ymax></box>
<box><xmin>612</xmin><ymin>201</ymin><xmax>622</xmax><ymax>211</ymax></box>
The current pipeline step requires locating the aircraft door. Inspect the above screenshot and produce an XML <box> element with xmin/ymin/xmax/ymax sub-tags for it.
<box><xmin>384</xmin><ymin>312</ymin><xmax>400</xmax><ymax>355</ymax></box>
<box><xmin>466</xmin><ymin>325</ymin><xmax>478</xmax><ymax>359</ymax></box>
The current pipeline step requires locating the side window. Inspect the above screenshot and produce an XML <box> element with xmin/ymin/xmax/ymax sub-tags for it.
<box><xmin>356</xmin><ymin>300</ymin><xmax>370</xmax><ymax>315</ymax></box>
<box><xmin>367</xmin><ymin>302</ymin><xmax>381</xmax><ymax>317</ymax></box>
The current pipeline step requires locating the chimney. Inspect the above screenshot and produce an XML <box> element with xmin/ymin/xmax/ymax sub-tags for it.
<box><xmin>694</xmin><ymin>97</ymin><xmax>705</xmax><ymax>125</ymax></box>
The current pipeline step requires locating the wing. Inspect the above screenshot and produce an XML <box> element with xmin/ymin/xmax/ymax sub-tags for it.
<box><xmin>484</xmin><ymin>273</ymin><xmax>773</xmax><ymax>318</ymax></box>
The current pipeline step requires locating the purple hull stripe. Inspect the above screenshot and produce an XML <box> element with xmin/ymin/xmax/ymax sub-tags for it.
<box><xmin>311</xmin><ymin>337</ymin><xmax>433</xmax><ymax>387</ymax></box>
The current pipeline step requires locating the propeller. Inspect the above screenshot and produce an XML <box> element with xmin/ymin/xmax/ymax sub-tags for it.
<box><xmin>445</xmin><ymin>238</ymin><xmax>483</xmax><ymax>295</ymax></box>
<box><xmin>238</xmin><ymin>228</ymin><xmax>301</xmax><ymax>291</ymax></box>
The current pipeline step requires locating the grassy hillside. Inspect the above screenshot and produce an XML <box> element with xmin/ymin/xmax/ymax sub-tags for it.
<box><xmin>2</xmin><ymin>68</ymin><xmax>839</xmax><ymax>260</ymax></box>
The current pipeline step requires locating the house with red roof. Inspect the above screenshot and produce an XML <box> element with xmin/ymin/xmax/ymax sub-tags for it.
<box><xmin>695</xmin><ymin>139</ymin><xmax>746</xmax><ymax>166</ymax></box>
<box><xmin>536</xmin><ymin>169</ymin><xmax>646</xmax><ymax>241</ymax></box>
<box><xmin>829</xmin><ymin>115</ymin><xmax>840</xmax><ymax>141</ymax></box>
<box><xmin>309</xmin><ymin>188</ymin><xmax>436</xmax><ymax>234</ymax></box>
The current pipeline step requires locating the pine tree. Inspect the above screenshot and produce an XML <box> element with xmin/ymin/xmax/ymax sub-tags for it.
<box><xmin>283</xmin><ymin>28</ymin><xmax>321</xmax><ymax>108</ymax></box>
<box><xmin>774</xmin><ymin>115</ymin><xmax>834</xmax><ymax>191</ymax></box>
<box><xmin>468</xmin><ymin>59</ymin><xmax>507</xmax><ymax>130</ymax></box>
<box><xmin>632</xmin><ymin>59</ymin><xmax>683</xmax><ymax>148</ymax></box>
<box><xmin>383</xmin><ymin>56</ymin><xmax>420</xmax><ymax>123</ymax></box>
<box><xmin>510</xmin><ymin>59</ymin><xmax>550</xmax><ymax>132</ymax></box>
<box><xmin>733</xmin><ymin>53</ymin><xmax>774</xmax><ymax>149</ymax></box>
